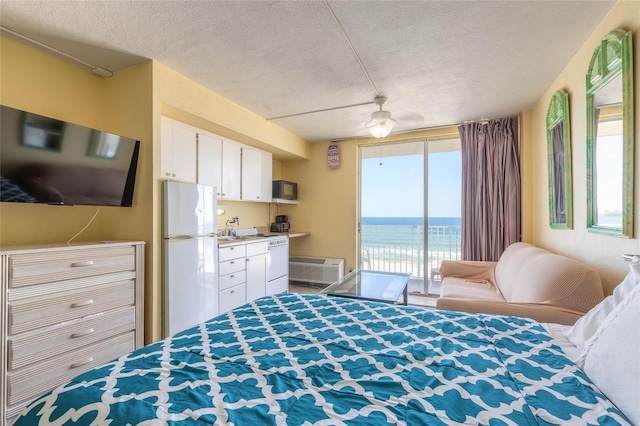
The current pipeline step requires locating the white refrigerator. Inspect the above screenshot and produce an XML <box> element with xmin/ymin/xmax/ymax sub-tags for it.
<box><xmin>162</xmin><ymin>180</ymin><xmax>218</xmax><ymax>337</ymax></box>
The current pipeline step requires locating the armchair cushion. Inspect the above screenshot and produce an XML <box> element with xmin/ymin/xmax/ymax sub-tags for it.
<box><xmin>438</xmin><ymin>260</ymin><xmax>502</xmax><ymax>301</ymax></box>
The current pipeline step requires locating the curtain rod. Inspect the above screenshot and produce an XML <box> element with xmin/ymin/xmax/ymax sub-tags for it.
<box><xmin>461</xmin><ymin>115</ymin><xmax>520</xmax><ymax>125</ymax></box>
<box><xmin>0</xmin><ymin>25</ymin><xmax>113</xmax><ymax>77</ymax></box>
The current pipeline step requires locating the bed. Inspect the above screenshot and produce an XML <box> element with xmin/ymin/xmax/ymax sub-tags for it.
<box><xmin>10</xmin><ymin>292</ymin><xmax>634</xmax><ymax>425</ymax></box>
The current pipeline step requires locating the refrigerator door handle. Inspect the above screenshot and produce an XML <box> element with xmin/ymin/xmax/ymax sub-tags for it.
<box><xmin>165</xmin><ymin>235</ymin><xmax>196</xmax><ymax>241</ymax></box>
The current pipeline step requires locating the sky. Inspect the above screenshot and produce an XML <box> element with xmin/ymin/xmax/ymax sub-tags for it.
<box><xmin>360</xmin><ymin>150</ymin><xmax>461</xmax><ymax>218</ymax></box>
<box><xmin>595</xmin><ymin>134</ymin><xmax>623</xmax><ymax>215</ymax></box>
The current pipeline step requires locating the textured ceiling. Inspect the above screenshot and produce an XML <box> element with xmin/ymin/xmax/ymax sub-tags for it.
<box><xmin>0</xmin><ymin>1</ymin><xmax>616</xmax><ymax>142</ymax></box>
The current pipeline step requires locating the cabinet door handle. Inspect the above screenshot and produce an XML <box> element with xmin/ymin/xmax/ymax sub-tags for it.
<box><xmin>71</xmin><ymin>299</ymin><xmax>94</xmax><ymax>308</ymax></box>
<box><xmin>246</xmin><ymin>258</ymin><xmax>250</xmax><ymax>261</ymax></box>
<box><xmin>71</xmin><ymin>260</ymin><xmax>95</xmax><ymax>267</ymax></box>
<box><xmin>230</xmin><ymin>290</ymin><xmax>235</xmax><ymax>294</ymax></box>
<box><xmin>71</xmin><ymin>328</ymin><xmax>95</xmax><ymax>338</ymax></box>
<box><xmin>230</xmin><ymin>275</ymin><xmax>235</xmax><ymax>278</ymax></box>
<box><xmin>70</xmin><ymin>357</ymin><xmax>94</xmax><ymax>368</ymax></box>
<box><xmin>230</xmin><ymin>261</ymin><xmax>235</xmax><ymax>264</ymax></box>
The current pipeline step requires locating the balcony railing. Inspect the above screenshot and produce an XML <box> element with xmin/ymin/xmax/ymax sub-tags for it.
<box><xmin>360</xmin><ymin>224</ymin><xmax>462</xmax><ymax>282</ymax></box>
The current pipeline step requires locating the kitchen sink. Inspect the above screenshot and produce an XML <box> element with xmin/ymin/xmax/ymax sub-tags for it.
<box><xmin>218</xmin><ymin>234</ymin><xmax>268</xmax><ymax>242</ymax></box>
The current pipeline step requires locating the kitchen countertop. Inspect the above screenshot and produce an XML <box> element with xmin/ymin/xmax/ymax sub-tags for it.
<box><xmin>266</xmin><ymin>231</ymin><xmax>310</xmax><ymax>238</ymax></box>
<box><xmin>217</xmin><ymin>231</ymin><xmax>310</xmax><ymax>246</ymax></box>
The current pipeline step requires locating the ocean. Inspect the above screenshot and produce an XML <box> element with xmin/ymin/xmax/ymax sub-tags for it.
<box><xmin>362</xmin><ymin>217</ymin><xmax>461</xmax><ymax>226</ymax></box>
<box><xmin>360</xmin><ymin>217</ymin><xmax>462</xmax><ymax>278</ymax></box>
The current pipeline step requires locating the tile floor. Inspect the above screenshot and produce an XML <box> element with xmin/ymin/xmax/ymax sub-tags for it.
<box><xmin>288</xmin><ymin>281</ymin><xmax>439</xmax><ymax>308</ymax></box>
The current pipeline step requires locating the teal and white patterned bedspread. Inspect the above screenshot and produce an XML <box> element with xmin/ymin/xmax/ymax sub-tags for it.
<box><xmin>12</xmin><ymin>293</ymin><xmax>630</xmax><ymax>425</ymax></box>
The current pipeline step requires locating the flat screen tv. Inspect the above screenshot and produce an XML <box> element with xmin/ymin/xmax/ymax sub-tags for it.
<box><xmin>0</xmin><ymin>105</ymin><xmax>140</xmax><ymax>207</ymax></box>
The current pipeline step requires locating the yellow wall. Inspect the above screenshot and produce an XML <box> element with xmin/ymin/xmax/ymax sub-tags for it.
<box><xmin>0</xmin><ymin>36</ymin><xmax>104</xmax><ymax>245</ymax></box>
<box><xmin>1</xmin><ymin>37</ymin><xmax>310</xmax><ymax>343</ymax></box>
<box><xmin>0</xmin><ymin>36</ymin><xmax>153</xmax><ymax>249</ymax></box>
<box><xmin>530</xmin><ymin>1</ymin><xmax>640</xmax><ymax>295</ymax></box>
<box><xmin>520</xmin><ymin>110</ymin><xmax>534</xmax><ymax>243</ymax></box>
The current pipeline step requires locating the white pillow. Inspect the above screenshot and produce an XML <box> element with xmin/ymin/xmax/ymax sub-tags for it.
<box><xmin>578</xmin><ymin>283</ymin><xmax>640</xmax><ymax>424</ymax></box>
<box><xmin>564</xmin><ymin>257</ymin><xmax>640</xmax><ymax>351</ymax></box>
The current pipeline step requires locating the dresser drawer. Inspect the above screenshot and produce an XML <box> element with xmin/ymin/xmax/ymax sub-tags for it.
<box><xmin>8</xmin><ymin>306</ymin><xmax>135</xmax><ymax>370</ymax></box>
<box><xmin>219</xmin><ymin>244</ymin><xmax>246</xmax><ymax>262</ymax></box>
<box><xmin>219</xmin><ymin>283</ymin><xmax>246</xmax><ymax>313</ymax></box>
<box><xmin>7</xmin><ymin>332</ymin><xmax>135</xmax><ymax>406</ymax></box>
<box><xmin>8</xmin><ymin>245</ymin><xmax>136</xmax><ymax>288</ymax></box>
<box><xmin>219</xmin><ymin>270</ymin><xmax>246</xmax><ymax>291</ymax></box>
<box><xmin>219</xmin><ymin>258</ymin><xmax>245</xmax><ymax>277</ymax></box>
<box><xmin>9</xmin><ymin>281</ymin><xmax>134</xmax><ymax>335</ymax></box>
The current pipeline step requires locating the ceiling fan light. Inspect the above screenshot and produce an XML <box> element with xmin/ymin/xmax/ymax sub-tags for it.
<box><xmin>368</xmin><ymin>123</ymin><xmax>394</xmax><ymax>139</ymax></box>
<box><xmin>366</xmin><ymin>110</ymin><xmax>397</xmax><ymax>138</ymax></box>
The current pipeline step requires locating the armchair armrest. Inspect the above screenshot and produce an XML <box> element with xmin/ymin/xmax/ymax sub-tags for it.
<box><xmin>435</xmin><ymin>297</ymin><xmax>584</xmax><ymax>325</ymax></box>
<box><xmin>439</xmin><ymin>260</ymin><xmax>497</xmax><ymax>281</ymax></box>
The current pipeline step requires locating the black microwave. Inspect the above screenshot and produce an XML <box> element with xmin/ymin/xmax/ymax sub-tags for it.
<box><xmin>272</xmin><ymin>180</ymin><xmax>297</xmax><ymax>200</ymax></box>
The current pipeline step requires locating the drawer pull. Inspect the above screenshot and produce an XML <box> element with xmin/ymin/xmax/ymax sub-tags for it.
<box><xmin>71</xmin><ymin>299</ymin><xmax>94</xmax><ymax>308</ymax></box>
<box><xmin>230</xmin><ymin>290</ymin><xmax>235</xmax><ymax>294</ymax></box>
<box><xmin>70</xmin><ymin>357</ymin><xmax>94</xmax><ymax>369</ymax></box>
<box><xmin>71</xmin><ymin>328</ymin><xmax>95</xmax><ymax>338</ymax></box>
<box><xmin>71</xmin><ymin>260</ymin><xmax>95</xmax><ymax>267</ymax></box>
<box><xmin>230</xmin><ymin>261</ymin><xmax>235</xmax><ymax>264</ymax></box>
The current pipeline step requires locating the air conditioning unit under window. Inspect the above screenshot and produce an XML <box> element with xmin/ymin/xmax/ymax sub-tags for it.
<box><xmin>289</xmin><ymin>256</ymin><xmax>345</xmax><ymax>285</ymax></box>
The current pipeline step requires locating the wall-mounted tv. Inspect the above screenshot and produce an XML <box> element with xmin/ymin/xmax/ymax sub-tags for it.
<box><xmin>0</xmin><ymin>105</ymin><xmax>140</xmax><ymax>207</ymax></box>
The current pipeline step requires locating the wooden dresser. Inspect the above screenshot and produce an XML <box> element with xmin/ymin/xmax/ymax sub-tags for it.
<box><xmin>0</xmin><ymin>241</ymin><xmax>145</xmax><ymax>424</ymax></box>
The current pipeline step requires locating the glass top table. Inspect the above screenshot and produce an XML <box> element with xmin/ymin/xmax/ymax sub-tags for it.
<box><xmin>321</xmin><ymin>270</ymin><xmax>410</xmax><ymax>305</ymax></box>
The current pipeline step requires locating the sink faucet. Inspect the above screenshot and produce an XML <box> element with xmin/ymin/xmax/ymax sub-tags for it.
<box><xmin>224</xmin><ymin>216</ymin><xmax>239</xmax><ymax>236</ymax></box>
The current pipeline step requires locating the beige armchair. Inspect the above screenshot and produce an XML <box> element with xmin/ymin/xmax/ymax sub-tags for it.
<box><xmin>435</xmin><ymin>242</ymin><xmax>604</xmax><ymax>325</ymax></box>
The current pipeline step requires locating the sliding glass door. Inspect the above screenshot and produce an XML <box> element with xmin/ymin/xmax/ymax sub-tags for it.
<box><xmin>359</xmin><ymin>139</ymin><xmax>461</xmax><ymax>296</ymax></box>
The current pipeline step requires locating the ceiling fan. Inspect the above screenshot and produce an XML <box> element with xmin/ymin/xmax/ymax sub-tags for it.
<box><xmin>365</xmin><ymin>96</ymin><xmax>397</xmax><ymax>139</ymax></box>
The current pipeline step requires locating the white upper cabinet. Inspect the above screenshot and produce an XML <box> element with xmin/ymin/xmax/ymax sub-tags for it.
<box><xmin>161</xmin><ymin>117</ymin><xmax>197</xmax><ymax>183</ymax></box>
<box><xmin>197</xmin><ymin>131</ymin><xmax>223</xmax><ymax>196</ymax></box>
<box><xmin>222</xmin><ymin>141</ymin><xmax>242</xmax><ymax>200</ymax></box>
<box><xmin>260</xmin><ymin>151</ymin><xmax>273</xmax><ymax>202</ymax></box>
<box><xmin>241</xmin><ymin>147</ymin><xmax>261</xmax><ymax>202</ymax></box>
<box><xmin>242</xmin><ymin>147</ymin><xmax>272</xmax><ymax>202</ymax></box>
<box><xmin>162</xmin><ymin>117</ymin><xmax>273</xmax><ymax>203</ymax></box>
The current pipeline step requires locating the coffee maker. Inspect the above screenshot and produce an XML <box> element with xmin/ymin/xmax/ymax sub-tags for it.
<box><xmin>270</xmin><ymin>215</ymin><xmax>290</xmax><ymax>232</ymax></box>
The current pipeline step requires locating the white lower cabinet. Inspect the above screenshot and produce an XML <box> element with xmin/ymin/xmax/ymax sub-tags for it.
<box><xmin>246</xmin><ymin>241</ymin><xmax>268</xmax><ymax>303</ymax></box>
<box><xmin>218</xmin><ymin>240</ymin><xmax>269</xmax><ymax>314</ymax></box>
<box><xmin>219</xmin><ymin>284</ymin><xmax>246</xmax><ymax>312</ymax></box>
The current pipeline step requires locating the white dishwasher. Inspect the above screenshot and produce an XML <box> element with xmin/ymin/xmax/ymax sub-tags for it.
<box><xmin>267</xmin><ymin>235</ymin><xmax>289</xmax><ymax>295</ymax></box>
